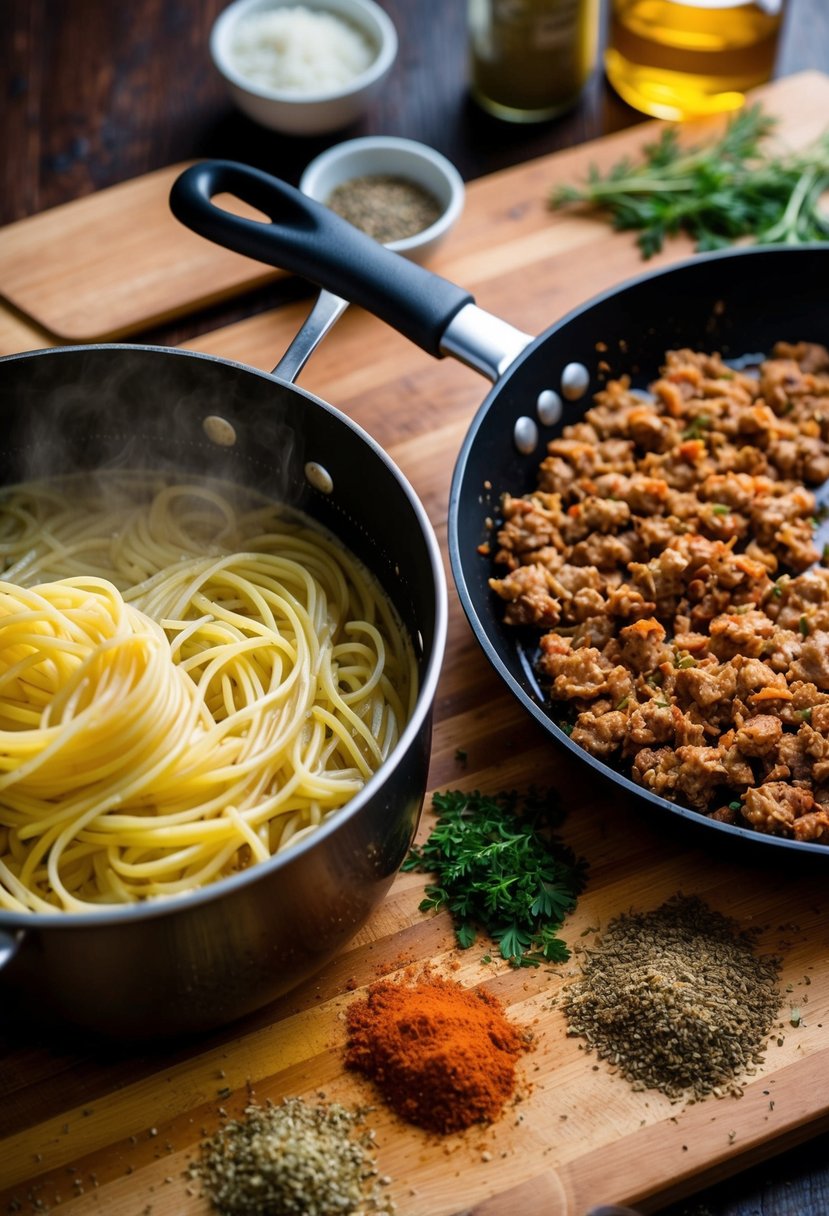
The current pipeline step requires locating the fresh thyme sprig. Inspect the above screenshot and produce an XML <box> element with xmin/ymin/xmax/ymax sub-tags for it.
<box><xmin>551</xmin><ymin>104</ymin><xmax>829</xmax><ymax>258</ymax></box>
<box><xmin>403</xmin><ymin>787</ymin><xmax>587</xmax><ymax>967</ymax></box>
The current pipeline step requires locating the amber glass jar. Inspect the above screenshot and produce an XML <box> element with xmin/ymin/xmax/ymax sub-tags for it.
<box><xmin>605</xmin><ymin>0</ymin><xmax>785</xmax><ymax>121</ymax></box>
<box><xmin>468</xmin><ymin>0</ymin><xmax>600</xmax><ymax>123</ymax></box>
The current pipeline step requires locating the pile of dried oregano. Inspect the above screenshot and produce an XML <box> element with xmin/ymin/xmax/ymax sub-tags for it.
<box><xmin>192</xmin><ymin>1097</ymin><xmax>394</xmax><ymax>1216</ymax></box>
<box><xmin>562</xmin><ymin>894</ymin><xmax>782</xmax><ymax>1102</ymax></box>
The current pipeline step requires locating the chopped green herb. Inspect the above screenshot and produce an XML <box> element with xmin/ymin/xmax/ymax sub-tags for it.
<box><xmin>615</xmin><ymin>695</ymin><xmax>630</xmax><ymax>710</ymax></box>
<box><xmin>711</xmin><ymin>503</ymin><xmax>730</xmax><ymax>516</ymax></box>
<box><xmin>799</xmin><ymin>615</ymin><xmax>810</xmax><ymax>637</ymax></box>
<box><xmin>676</xmin><ymin>655</ymin><xmax>698</xmax><ymax>669</ymax></box>
<box><xmin>797</xmin><ymin>707</ymin><xmax>813</xmax><ymax>723</ymax></box>
<box><xmin>403</xmin><ymin>788</ymin><xmax>587</xmax><ymax>968</ymax></box>
<box><xmin>682</xmin><ymin>415</ymin><xmax>711</xmax><ymax>439</ymax></box>
<box><xmin>550</xmin><ymin>104</ymin><xmax>829</xmax><ymax>259</ymax></box>
<box><xmin>728</xmin><ymin>800</ymin><xmax>743</xmax><ymax>812</ymax></box>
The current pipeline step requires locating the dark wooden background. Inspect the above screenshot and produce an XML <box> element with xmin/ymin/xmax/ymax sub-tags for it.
<box><xmin>2</xmin><ymin>1</ymin><xmax>829</xmax><ymax>1213</ymax></box>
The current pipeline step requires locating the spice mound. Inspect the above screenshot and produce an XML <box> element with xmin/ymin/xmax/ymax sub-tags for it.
<box><xmin>193</xmin><ymin>1097</ymin><xmax>394</xmax><ymax>1216</ymax></box>
<box><xmin>562</xmin><ymin>894</ymin><xmax>782</xmax><ymax>1102</ymax></box>
<box><xmin>327</xmin><ymin>175</ymin><xmax>443</xmax><ymax>243</ymax></box>
<box><xmin>345</xmin><ymin>969</ymin><xmax>530</xmax><ymax>1133</ymax></box>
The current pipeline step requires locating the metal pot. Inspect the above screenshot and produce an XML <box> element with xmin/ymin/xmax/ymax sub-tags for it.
<box><xmin>168</xmin><ymin>161</ymin><xmax>829</xmax><ymax>864</ymax></box>
<box><xmin>0</xmin><ymin>309</ymin><xmax>448</xmax><ymax>1037</ymax></box>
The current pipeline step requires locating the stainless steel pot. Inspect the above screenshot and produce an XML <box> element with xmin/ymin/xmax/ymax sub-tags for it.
<box><xmin>0</xmin><ymin>314</ymin><xmax>448</xmax><ymax>1037</ymax></box>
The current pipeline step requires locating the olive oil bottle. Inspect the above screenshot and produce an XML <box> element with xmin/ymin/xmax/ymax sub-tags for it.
<box><xmin>605</xmin><ymin>0</ymin><xmax>785</xmax><ymax>121</ymax></box>
<box><xmin>469</xmin><ymin>0</ymin><xmax>600</xmax><ymax>123</ymax></box>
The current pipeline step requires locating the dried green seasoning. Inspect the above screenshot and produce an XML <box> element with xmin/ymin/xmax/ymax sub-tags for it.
<box><xmin>193</xmin><ymin>1097</ymin><xmax>394</xmax><ymax>1216</ymax></box>
<box><xmin>562</xmin><ymin>894</ymin><xmax>782</xmax><ymax>1102</ymax></box>
<box><xmin>326</xmin><ymin>175</ymin><xmax>443</xmax><ymax>243</ymax></box>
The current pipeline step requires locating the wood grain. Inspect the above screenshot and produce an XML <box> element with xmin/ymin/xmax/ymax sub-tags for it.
<box><xmin>0</xmin><ymin>58</ymin><xmax>824</xmax><ymax>347</ymax></box>
<box><xmin>0</xmin><ymin>164</ymin><xmax>282</xmax><ymax>342</ymax></box>
<box><xmin>2</xmin><ymin>73</ymin><xmax>829</xmax><ymax>1216</ymax></box>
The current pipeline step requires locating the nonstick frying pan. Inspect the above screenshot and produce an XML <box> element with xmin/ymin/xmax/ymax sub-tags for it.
<box><xmin>171</xmin><ymin>161</ymin><xmax>829</xmax><ymax>864</ymax></box>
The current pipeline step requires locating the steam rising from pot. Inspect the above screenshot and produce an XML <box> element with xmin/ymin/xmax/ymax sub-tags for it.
<box><xmin>2</xmin><ymin>347</ymin><xmax>304</xmax><ymax>511</ymax></box>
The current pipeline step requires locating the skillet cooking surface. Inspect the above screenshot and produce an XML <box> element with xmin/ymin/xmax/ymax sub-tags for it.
<box><xmin>450</xmin><ymin>246</ymin><xmax>829</xmax><ymax>862</ymax></box>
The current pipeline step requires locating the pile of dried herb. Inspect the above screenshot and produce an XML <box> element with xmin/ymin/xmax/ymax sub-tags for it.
<box><xmin>551</xmin><ymin>104</ymin><xmax>829</xmax><ymax>258</ymax></box>
<box><xmin>192</xmin><ymin>1097</ymin><xmax>394</xmax><ymax>1216</ymax></box>
<box><xmin>562</xmin><ymin>893</ymin><xmax>782</xmax><ymax>1102</ymax></box>
<box><xmin>403</xmin><ymin>788</ymin><xmax>587</xmax><ymax>967</ymax></box>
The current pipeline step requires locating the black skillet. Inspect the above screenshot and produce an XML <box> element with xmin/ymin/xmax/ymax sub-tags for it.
<box><xmin>171</xmin><ymin>161</ymin><xmax>829</xmax><ymax>863</ymax></box>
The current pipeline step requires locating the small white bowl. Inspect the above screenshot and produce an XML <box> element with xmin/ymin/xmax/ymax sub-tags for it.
<box><xmin>300</xmin><ymin>136</ymin><xmax>466</xmax><ymax>261</ymax></box>
<box><xmin>210</xmin><ymin>0</ymin><xmax>398</xmax><ymax>136</ymax></box>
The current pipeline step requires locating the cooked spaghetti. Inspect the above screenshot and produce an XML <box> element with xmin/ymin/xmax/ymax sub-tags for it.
<box><xmin>0</xmin><ymin>476</ymin><xmax>416</xmax><ymax>913</ymax></box>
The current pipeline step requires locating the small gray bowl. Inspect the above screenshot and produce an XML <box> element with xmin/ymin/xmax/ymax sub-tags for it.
<box><xmin>300</xmin><ymin>136</ymin><xmax>466</xmax><ymax>261</ymax></box>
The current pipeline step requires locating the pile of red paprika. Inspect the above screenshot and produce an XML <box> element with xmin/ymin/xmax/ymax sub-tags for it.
<box><xmin>344</xmin><ymin>967</ymin><xmax>531</xmax><ymax>1134</ymax></box>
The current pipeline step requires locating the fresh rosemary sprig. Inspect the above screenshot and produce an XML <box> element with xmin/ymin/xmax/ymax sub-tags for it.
<box><xmin>551</xmin><ymin>104</ymin><xmax>829</xmax><ymax>258</ymax></box>
<box><xmin>403</xmin><ymin>787</ymin><xmax>587</xmax><ymax>967</ymax></box>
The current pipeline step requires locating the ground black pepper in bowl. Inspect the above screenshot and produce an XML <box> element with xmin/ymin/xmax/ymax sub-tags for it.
<box><xmin>326</xmin><ymin>174</ymin><xmax>443</xmax><ymax>243</ymax></box>
<box><xmin>562</xmin><ymin>893</ymin><xmax>782</xmax><ymax>1102</ymax></box>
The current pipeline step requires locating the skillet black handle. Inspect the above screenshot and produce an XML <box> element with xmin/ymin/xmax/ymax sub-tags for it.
<box><xmin>170</xmin><ymin>161</ymin><xmax>474</xmax><ymax>359</ymax></box>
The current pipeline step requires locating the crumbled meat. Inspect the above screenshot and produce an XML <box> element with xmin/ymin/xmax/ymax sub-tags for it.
<box><xmin>571</xmin><ymin>709</ymin><xmax>628</xmax><ymax>759</ymax></box>
<box><xmin>490</xmin><ymin>340</ymin><xmax>829</xmax><ymax>845</ymax></box>
<box><xmin>617</xmin><ymin>618</ymin><xmax>671</xmax><ymax>673</ymax></box>
<box><xmin>791</xmin><ymin>633</ymin><xmax>829</xmax><ymax>690</ymax></box>
<box><xmin>742</xmin><ymin>782</ymin><xmax>827</xmax><ymax>841</ymax></box>
<box><xmin>537</xmin><ymin>641</ymin><xmax>611</xmax><ymax>701</ymax></box>
<box><xmin>734</xmin><ymin>715</ymin><xmax>783</xmax><ymax>758</ymax></box>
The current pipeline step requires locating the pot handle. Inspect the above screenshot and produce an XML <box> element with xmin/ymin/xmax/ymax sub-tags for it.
<box><xmin>170</xmin><ymin>161</ymin><xmax>474</xmax><ymax>359</ymax></box>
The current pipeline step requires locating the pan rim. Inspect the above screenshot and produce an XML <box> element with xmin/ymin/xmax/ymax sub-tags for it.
<box><xmin>0</xmin><ymin>342</ymin><xmax>450</xmax><ymax>926</ymax></box>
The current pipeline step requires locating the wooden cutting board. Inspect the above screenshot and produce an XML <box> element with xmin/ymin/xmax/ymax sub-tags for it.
<box><xmin>1</xmin><ymin>67</ymin><xmax>827</xmax><ymax>351</ymax></box>
<box><xmin>0</xmin><ymin>162</ymin><xmax>281</xmax><ymax>343</ymax></box>
<box><xmin>2</xmin><ymin>71</ymin><xmax>829</xmax><ymax>1216</ymax></box>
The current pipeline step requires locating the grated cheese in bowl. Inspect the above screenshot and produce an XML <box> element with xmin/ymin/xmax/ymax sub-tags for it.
<box><xmin>229</xmin><ymin>5</ymin><xmax>376</xmax><ymax>94</ymax></box>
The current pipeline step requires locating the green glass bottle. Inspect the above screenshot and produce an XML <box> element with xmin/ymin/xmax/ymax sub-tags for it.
<box><xmin>468</xmin><ymin>0</ymin><xmax>600</xmax><ymax>122</ymax></box>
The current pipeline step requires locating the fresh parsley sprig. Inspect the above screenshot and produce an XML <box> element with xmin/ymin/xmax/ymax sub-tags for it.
<box><xmin>551</xmin><ymin>104</ymin><xmax>829</xmax><ymax>258</ymax></box>
<box><xmin>403</xmin><ymin>788</ymin><xmax>587</xmax><ymax>968</ymax></box>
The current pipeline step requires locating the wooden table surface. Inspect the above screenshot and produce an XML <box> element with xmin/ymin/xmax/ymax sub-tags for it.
<box><xmin>3</xmin><ymin>3</ymin><xmax>829</xmax><ymax>1215</ymax></box>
